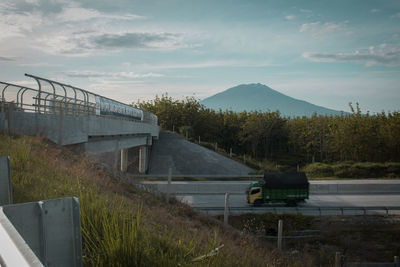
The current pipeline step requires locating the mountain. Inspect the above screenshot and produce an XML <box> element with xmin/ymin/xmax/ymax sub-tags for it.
<box><xmin>200</xmin><ymin>83</ymin><xmax>346</xmax><ymax>117</ymax></box>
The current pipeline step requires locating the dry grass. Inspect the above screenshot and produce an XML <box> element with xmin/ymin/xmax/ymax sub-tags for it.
<box><xmin>9</xmin><ymin>132</ymin><xmax>397</xmax><ymax>266</ymax></box>
<box><xmin>227</xmin><ymin>213</ymin><xmax>400</xmax><ymax>265</ymax></box>
<box><xmin>1</xmin><ymin>132</ymin><xmax>308</xmax><ymax>266</ymax></box>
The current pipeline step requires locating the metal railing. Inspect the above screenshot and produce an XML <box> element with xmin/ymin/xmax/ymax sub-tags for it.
<box><xmin>0</xmin><ymin>74</ymin><xmax>157</xmax><ymax>125</ymax></box>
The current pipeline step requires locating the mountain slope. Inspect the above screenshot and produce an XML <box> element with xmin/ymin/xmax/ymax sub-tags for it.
<box><xmin>200</xmin><ymin>83</ymin><xmax>346</xmax><ymax>117</ymax></box>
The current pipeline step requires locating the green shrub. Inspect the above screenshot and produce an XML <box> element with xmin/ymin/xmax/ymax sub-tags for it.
<box><xmin>303</xmin><ymin>163</ymin><xmax>334</xmax><ymax>178</ymax></box>
<box><xmin>304</xmin><ymin>161</ymin><xmax>400</xmax><ymax>178</ymax></box>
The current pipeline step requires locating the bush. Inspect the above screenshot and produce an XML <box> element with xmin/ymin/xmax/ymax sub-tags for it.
<box><xmin>304</xmin><ymin>161</ymin><xmax>400</xmax><ymax>178</ymax></box>
<box><xmin>303</xmin><ymin>163</ymin><xmax>334</xmax><ymax>178</ymax></box>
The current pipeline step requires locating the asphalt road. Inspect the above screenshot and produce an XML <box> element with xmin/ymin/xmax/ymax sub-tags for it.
<box><xmin>140</xmin><ymin>179</ymin><xmax>400</xmax><ymax>214</ymax></box>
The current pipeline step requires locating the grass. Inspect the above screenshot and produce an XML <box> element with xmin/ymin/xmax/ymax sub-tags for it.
<box><xmin>1</xmin><ymin>132</ymin><xmax>305</xmax><ymax>266</ymax></box>
<box><xmin>227</xmin><ymin>213</ymin><xmax>400</xmax><ymax>264</ymax></box>
<box><xmin>5</xmin><ymin>132</ymin><xmax>399</xmax><ymax>266</ymax></box>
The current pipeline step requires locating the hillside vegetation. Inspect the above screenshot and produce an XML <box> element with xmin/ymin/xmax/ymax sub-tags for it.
<box><xmin>137</xmin><ymin>96</ymin><xmax>400</xmax><ymax>175</ymax></box>
<box><xmin>1</xmin><ymin>132</ymin><xmax>324</xmax><ymax>266</ymax></box>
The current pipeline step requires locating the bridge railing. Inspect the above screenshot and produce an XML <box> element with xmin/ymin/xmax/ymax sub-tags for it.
<box><xmin>0</xmin><ymin>74</ymin><xmax>158</xmax><ymax>125</ymax></box>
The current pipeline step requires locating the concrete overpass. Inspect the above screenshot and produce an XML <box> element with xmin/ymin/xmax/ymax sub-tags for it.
<box><xmin>0</xmin><ymin>74</ymin><xmax>159</xmax><ymax>173</ymax></box>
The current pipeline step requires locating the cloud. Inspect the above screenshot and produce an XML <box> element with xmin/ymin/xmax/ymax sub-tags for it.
<box><xmin>0</xmin><ymin>1</ymin><xmax>200</xmax><ymax>57</ymax></box>
<box><xmin>299</xmin><ymin>21</ymin><xmax>349</xmax><ymax>37</ymax></box>
<box><xmin>92</xmin><ymin>32</ymin><xmax>185</xmax><ymax>50</ymax></box>
<box><xmin>392</xmin><ymin>12</ymin><xmax>400</xmax><ymax>18</ymax></box>
<box><xmin>285</xmin><ymin>15</ymin><xmax>295</xmax><ymax>20</ymax></box>
<box><xmin>138</xmin><ymin>60</ymin><xmax>274</xmax><ymax>70</ymax></box>
<box><xmin>55</xmin><ymin>3</ymin><xmax>145</xmax><ymax>22</ymax></box>
<box><xmin>370</xmin><ymin>9</ymin><xmax>380</xmax><ymax>13</ymax></box>
<box><xmin>0</xmin><ymin>56</ymin><xmax>14</xmax><ymax>61</ymax></box>
<box><xmin>0</xmin><ymin>6</ymin><xmax>44</xmax><ymax>39</ymax></box>
<box><xmin>300</xmin><ymin>9</ymin><xmax>312</xmax><ymax>13</ymax></box>
<box><xmin>302</xmin><ymin>43</ymin><xmax>400</xmax><ymax>67</ymax></box>
<box><xmin>33</xmin><ymin>30</ymin><xmax>193</xmax><ymax>56</ymax></box>
<box><xmin>63</xmin><ymin>70</ymin><xmax>164</xmax><ymax>79</ymax></box>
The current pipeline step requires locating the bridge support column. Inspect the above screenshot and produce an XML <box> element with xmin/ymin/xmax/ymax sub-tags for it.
<box><xmin>139</xmin><ymin>146</ymin><xmax>148</xmax><ymax>174</ymax></box>
<box><xmin>120</xmin><ymin>149</ymin><xmax>128</xmax><ymax>172</ymax></box>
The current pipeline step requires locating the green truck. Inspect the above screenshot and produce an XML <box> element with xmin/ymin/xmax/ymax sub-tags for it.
<box><xmin>247</xmin><ymin>172</ymin><xmax>309</xmax><ymax>206</ymax></box>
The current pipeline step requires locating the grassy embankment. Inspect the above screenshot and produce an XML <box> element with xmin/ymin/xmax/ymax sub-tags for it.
<box><xmin>1</xmin><ymin>132</ymin><xmax>314</xmax><ymax>266</ymax></box>
<box><xmin>226</xmin><ymin>213</ymin><xmax>400</xmax><ymax>263</ymax></box>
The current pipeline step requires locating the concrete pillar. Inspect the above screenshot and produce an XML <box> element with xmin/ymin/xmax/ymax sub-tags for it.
<box><xmin>120</xmin><ymin>149</ymin><xmax>128</xmax><ymax>172</ymax></box>
<box><xmin>139</xmin><ymin>146</ymin><xmax>148</xmax><ymax>174</ymax></box>
<box><xmin>113</xmin><ymin>139</ymin><xmax>119</xmax><ymax>173</ymax></box>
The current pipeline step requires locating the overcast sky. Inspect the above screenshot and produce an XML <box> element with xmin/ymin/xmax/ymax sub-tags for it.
<box><xmin>1</xmin><ymin>0</ymin><xmax>399</xmax><ymax>113</ymax></box>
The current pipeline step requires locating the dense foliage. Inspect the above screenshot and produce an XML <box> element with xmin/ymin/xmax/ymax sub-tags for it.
<box><xmin>137</xmin><ymin>95</ymin><xmax>400</xmax><ymax>165</ymax></box>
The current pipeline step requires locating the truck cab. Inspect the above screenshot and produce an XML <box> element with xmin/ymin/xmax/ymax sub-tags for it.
<box><xmin>248</xmin><ymin>186</ymin><xmax>262</xmax><ymax>205</ymax></box>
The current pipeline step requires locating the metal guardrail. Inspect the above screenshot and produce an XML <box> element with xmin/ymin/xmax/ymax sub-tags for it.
<box><xmin>194</xmin><ymin>206</ymin><xmax>400</xmax><ymax>216</ymax></box>
<box><xmin>0</xmin><ymin>157</ymin><xmax>12</xmax><ymax>206</ymax></box>
<box><xmin>0</xmin><ymin>73</ymin><xmax>157</xmax><ymax>125</ymax></box>
<box><xmin>1</xmin><ymin>197</ymin><xmax>82</xmax><ymax>267</ymax></box>
<box><xmin>133</xmin><ymin>174</ymin><xmax>264</xmax><ymax>179</ymax></box>
<box><xmin>0</xmin><ymin>208</ymin><xmax>43</xmax><ymax>267</ymax></box>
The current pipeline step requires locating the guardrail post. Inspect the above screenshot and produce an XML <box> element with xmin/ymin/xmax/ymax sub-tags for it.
<box><xmin>229</xmin><ymin>148</ymin><xmax>232</xmax><ymax>157</ymax></box>
<box><xmin>167</xmin><ymin>167</ymin><xmax>172</xmax><ymax>203</ymax></box>
<box><xmin>0</xmin><ymin>157</ymin><xmax>12</xmax><ymax>205</ymax></box>
<box><xmin>277</xmin><ymin>219</ymin><xmax>283</xmax><ymax>251</ymax></box>
<box><xmin>394</xmin><ymin>256</ymin><xmax>399</xmax><ymax>267</ymax></box>
<box><xmin>335</xmin><ymin>252</ymin><xmax>341</xmax><ymax>267</ymax></box>
<box><xmin>224</xmin><ymin>193</ymin><xmax>229</xmax><ymax>225</ymax></box>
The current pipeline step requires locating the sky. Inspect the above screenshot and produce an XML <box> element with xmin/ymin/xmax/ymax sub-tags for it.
<box><xmin>0</xmin><ymin>0</ymin><xmax>399</xmax><ymax>113</ymax></box>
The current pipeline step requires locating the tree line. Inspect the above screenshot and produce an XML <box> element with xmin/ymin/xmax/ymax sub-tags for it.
<box><xmin>137</xmin><ymin>95</ymin><xmax>400</xmax><ymax>164</ymax></box>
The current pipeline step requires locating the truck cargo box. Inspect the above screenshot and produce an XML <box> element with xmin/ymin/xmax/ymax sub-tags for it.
<box><xmin>263</xmin><ymin>172</ymin><xmax>309</xmax><ymax>189</ymax></box>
